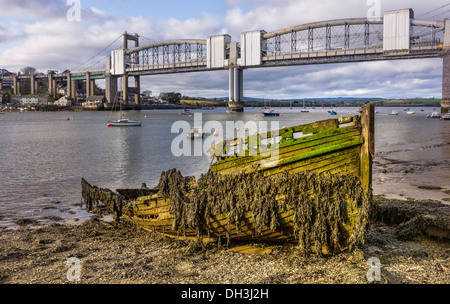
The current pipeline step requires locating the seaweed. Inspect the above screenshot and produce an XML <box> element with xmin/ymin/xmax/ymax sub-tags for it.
<box><xmin>157</xmin><ymin>169</ymin><xmax>372</xmax><ymax>255</ymax></box>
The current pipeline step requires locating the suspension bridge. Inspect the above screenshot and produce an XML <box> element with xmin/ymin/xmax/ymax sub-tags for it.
<box><xmin>1</xmin><ymin>8</ymin><xmax>450</xmax><ymax>113</ymax></box>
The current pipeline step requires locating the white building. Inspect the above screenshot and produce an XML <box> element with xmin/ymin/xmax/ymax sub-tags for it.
<box><xmin>20</xmin><ymin>95</ymin><xmax>39</xmax><ymax>106</ymax></box>
<box><xmin>54</xmin><ymin>96</ymin><xmax>71</xmax><ymax>106</ymax></box>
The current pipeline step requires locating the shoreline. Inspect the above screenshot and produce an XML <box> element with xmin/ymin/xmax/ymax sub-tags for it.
<box><xmin>0</xmin><ymin>197</ymin><xmax>448</xmax><ymax>284</ymax></box>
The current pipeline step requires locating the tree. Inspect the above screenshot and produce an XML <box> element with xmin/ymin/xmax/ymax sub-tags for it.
<box><xmin>167</xmin><ymin>92</ymin><xmax>182</xmax><ymax>104</ymax></box>
<box><xmin>20</xmin><ymin>67</ymin><xmax>37</xmax><ymax>75</ymax></box>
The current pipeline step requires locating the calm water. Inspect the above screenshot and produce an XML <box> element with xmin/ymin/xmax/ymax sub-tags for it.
<box><xmin>0</xmin><ymin>106</ymin><xmax>448</xmax><ymax>228</ymax></box>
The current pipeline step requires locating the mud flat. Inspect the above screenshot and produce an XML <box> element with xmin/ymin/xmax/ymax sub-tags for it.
<box><xmin>373</xmin><ymin>143</ymin><xmax>450</xmax><ymax>204</ymax></box>
<box><xmin>0</xmin><ymin>197</ymin><xmax>448</xmax><ymax>285</ymax></box>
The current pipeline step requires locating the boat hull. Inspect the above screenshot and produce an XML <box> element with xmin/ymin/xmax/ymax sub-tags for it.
<box><xmin>108</xmin><ymin>122</ymin><xmax>142</xmax><ymax>127</ymax></box>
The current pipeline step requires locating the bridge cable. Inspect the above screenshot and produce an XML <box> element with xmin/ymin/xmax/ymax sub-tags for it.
<box><xmin>68</xmin><ymin>34</ymin><xmax>123</xmax><ymax>72</ymax></box>
<box><xmin>416</xmin><ymin>3</ymin><xmax>450</xmax><ymax>19</ymax></box>
<box><xmin>139</xmin><ymin>35</ymin><xmax>157</xmax><ymax>43</ymax></box>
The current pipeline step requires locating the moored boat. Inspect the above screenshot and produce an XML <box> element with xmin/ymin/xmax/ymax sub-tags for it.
<box><xmin>263</xmin><ymin>109</ymin><xmax>280</xmax><ymax>117</ymax></box>
<box><xmin>427</xmin><ymin>112</ymin><xmax>441</xmax><ymax>119</ymax></box>
<box><xmin>443</xmin><ymin>113</ymin><xmax>450</xmax><ymax>120</ymax></box>
<box><xmin>82</xmin><ymin>104</ymin><xmax>375</xmax><ymax>255</ymax></box>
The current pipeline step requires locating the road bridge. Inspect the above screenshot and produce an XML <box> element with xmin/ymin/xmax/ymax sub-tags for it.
<box><xmin>1</xmin><ymin>8</ymin><xmax>449</xmax><ymax>113</ymax></box>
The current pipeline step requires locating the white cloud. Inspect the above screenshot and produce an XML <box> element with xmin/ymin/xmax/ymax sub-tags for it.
<box><xmin>0</xmin><ymin>0</ymin><xmax>446</xmax><ymax>99</ymax></box>
<box><xmin>158</xmin><ymin>15</ymin><xmax>225</xmax><ymax>40</ymax></box>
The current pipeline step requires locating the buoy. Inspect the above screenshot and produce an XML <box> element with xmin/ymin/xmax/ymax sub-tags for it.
<box><xmin>213</xmin><ymin>131</ymin><xmax>219</xmax><ymax>137</ymax></box>
<box><xmin>303</xmin><ymin>117</ymin><xmax>306</xmax><ymax>119</ymax></box>
<box><xmin>107</xmin><ymin>123</ymin><xmax>113</xmax><ymax>127</ymax></box>
<box><xmin>236</xmin><ymin>128</ymin><xmax>240</xmax><ymax>131</ymax></box>
<box><xmin>66</xmin><ymin>118</ymin><xmax>70</xmax><ymax>121</ymax></box>
<box><xmin>440</xmin><ymin>117</ymin><xmax>444</xmax><ymax>121</ymax></box>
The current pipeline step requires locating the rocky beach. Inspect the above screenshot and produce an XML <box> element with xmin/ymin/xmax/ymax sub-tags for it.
<box><xmin>0</xmin><ymin>196</ymin><xmax>448</xmax><ymax>285</ymax></box>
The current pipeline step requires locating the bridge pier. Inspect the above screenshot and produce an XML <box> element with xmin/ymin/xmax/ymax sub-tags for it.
<box><xmin>105</xmin><ymin>75</ymin><xmax>118</xmax><ymax>104</ymax></box>
<box><xmin>30</xmin><ymin>74</ymin><xmax>37</xmax><ymax>95</ymax></box>
<box><xmin>134</xmin><ymin>75</ymin><xmax>140</xmax><ymax>105</ymax></box>
<box><xmin>122</xmin><ymin>75</ymin><xmax>128</xmax><ymax>103</ymax></box>
<box><xmin>442</xmin><ymin>53</ymin><xmax>450</xmax><ymax>114</ymax></box>
<box><xmin>13</xmin><ymin>75</ymin><xmax>17</xmax><ymax>94</ymax></box>
<box><xmin>71</xmin><ymin>79</ymin><xmax>77</xmax><ymax>101</ymax></box>
<box><xmin>66</xmin><ymin>73</ymin><xmax>72</xmax><ymax>99</ymax></box>
<box><xmin>86</xmin><ymin>72</ymin><xmax>93</xmax><ymax>98</ymax></box>
<box><xmin>0</xmin><ymin>79</ymin><xmax>2</xmax><ymax>91</ymax></box>
<box><xmin>228</xmin><ymin>67</ymin><xmax>244</xmax><ymax>112</ymax></box>
<box><xmin>47</xmin><ymin>74</ymin><xmax>55</xmax><ymax>98</ymax></box>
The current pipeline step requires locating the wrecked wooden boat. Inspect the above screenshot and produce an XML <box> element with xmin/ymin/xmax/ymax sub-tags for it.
<box><xmin>81</xmin><ymin>104</ymin><xmax>374</xmax><ymax>254</ymax></box>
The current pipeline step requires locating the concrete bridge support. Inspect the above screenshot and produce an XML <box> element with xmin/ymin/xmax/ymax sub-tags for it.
<box><xmin>134</xmin><ymin>75</ymin><xmax>140</xmax><ymax>105</ymax></box>
<box><xmin>442</xmin><ymin>53</ymin><xmax>450</xmax><ymax>114</ymax></box>
<box><xmin>30</xmin><ymin>74</ymin><xmax>38</xmax><ymax>95</ymax></box>
<box><xmin>0</xmin><ymin>79</ymin><xmax>2</xmax><ymax>90</ymax></box>
<box><xmin>442</xmin><ymin>20</ymin><xmax>450</xmax><ymax>115</ymax></box>
<box><xmin>86</xmin><ymin>72</ymin><xmax>95</xmax><ymax>98</ymax></box>
<box><xmin>47</xmin><ymin>74</ymin><xmax>55</xmax><ymax>98</ymax></box>
<box><xmin>105</xmin><ymin>75</ymin><xmax>118</xmax><ymax>104</ymax></box>
<box><xmin>228</xmin><ymin>67</ymin><xmax>244</xmax><ymax>112</ymax></box>
<box><xmin>13</xmin><ymin>75</ymin><xmax>17</xmax><ymax>94</ymax></box>
<box><xmin>122</xmin><ymin>76</ymin><xmax>128</xmax><ymax>103</ymax></box>
<box><xmin>66</xmin><ymin>73</ymin><xmax>72</xmax><ymax>99</ymax></box>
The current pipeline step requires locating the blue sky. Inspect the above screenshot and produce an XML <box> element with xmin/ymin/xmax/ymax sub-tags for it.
<box><xmin>0</xmin><ymin>0</ymin><xmax>449</xmax><ymax>99</ymax></box>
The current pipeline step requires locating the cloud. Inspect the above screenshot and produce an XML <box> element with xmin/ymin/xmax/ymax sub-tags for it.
<box><xmin>223</xmin><ymin>0</ymin><xmax>437</xmax><ymax>38</ymax></box>
<box><xmin>0</xmin><ymin>0</ymin><xmax>446</xmax><ymax>99</ymax></box>
<box><xmin>158</xmin><ymin>14</ymin><xmax>226</xmax><ymax>40</ymax></box>
<box><xmin>0</xmin><ymin>0</ymin><xmax>67</xmax><ymax>19</ymax></box>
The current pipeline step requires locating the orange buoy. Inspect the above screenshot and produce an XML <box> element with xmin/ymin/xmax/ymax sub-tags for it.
<box><xmin>213</xmin><ymin>131</ymin><xmax>219</xmax><ymax>137</ymax></box>
<box><xmin>66</xmin><ymin>118</ymin><xmax>70</xmax><ymax>121</ymax></box>
<box><xmin>107</xmin><ymin>123</ymin><xmax>113</xmax><ymax>127</ymax></box>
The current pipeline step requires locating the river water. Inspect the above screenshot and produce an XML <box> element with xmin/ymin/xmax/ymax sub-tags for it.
<box><xmin>0</xmin><ymin>106</ymin><xmax>448</xmax><ymax>228</ymax></box>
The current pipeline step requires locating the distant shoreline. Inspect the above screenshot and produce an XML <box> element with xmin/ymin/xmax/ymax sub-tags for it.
<box><xmin>1</xmin><ymin>103</ymin><xmax>442</xmax><ymax>112</ymax></box>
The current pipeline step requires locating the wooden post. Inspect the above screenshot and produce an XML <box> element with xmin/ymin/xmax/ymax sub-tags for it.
<box><xmin>360</xmin><ymin>103</ymin><xmax>375</xmax><ymax>191</ymax></box>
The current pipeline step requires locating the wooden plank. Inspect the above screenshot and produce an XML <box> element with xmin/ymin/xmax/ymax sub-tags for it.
<box><xmin>266</xmin><ymin>146</ymin><xmax>360</xmax><ymax>177</ymax></box>
<box><xmin>263</xmin><ymin>146</ymin><xmax>359</xmax><ymax>176</ymax></box>
<box><xmin>212</xmin><ymin>127</ymin><xmax>361</xmax><ymax>172</ymax></box>
<box><xmin>210</xmin><ymin>116</ymin><xmax>354</xmax><ymax>156</ymax></box>
<box><xmin>259</xmin><ymin>139</ymin><xmax>363</xmax><ymax>171</ymax></box>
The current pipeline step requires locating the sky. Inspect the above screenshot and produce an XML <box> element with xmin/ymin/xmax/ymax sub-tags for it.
<box><xmin>0</xmin><ymin>0</ymin><xmax>449</xmax><ymax>99</ymax></box>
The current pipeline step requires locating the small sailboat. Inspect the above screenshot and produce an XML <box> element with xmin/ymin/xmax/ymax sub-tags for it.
<box><xmin>443</xmin><ymin>113</ymin><xmax>450</xmax><ymax>120</ymax></box>
<box><xmin>407</xmin><ymin>109</ymin><xmax>415</xmax><ymax>115</ymax></box>
<box><xmin>389</xmin><ymin>110</ymin><xmax>398</xmax><ymax>116</ymax></box>
<box><xmin>107</xmin><ymin>115</ymin><xmax>142</xmax><ymax>127</ymax></box>
<box><xmin>328</xmin><ymin>110</ymin><xmax>337</xmax><ymax>115</ymax></box>
<box><xmin>107</xmin><ymin>90</ymin><xmax>142</xmax><ymax>127</ymax></box>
